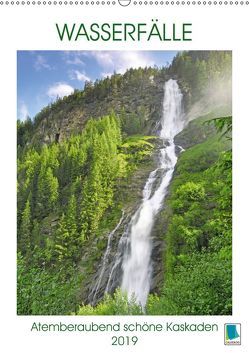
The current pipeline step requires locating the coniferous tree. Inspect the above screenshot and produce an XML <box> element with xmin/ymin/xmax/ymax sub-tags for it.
<box><xmin>37</xmin><ymin>167</ymin><xmax>59</xmax><ymax>218</ymax></box>
<box><xmin>53</xmin><ymin>214</ymin><xmax>69</xmax><ymax>262</ymax></box>
<box><xmin>19</xmin><ymin>199</ymin><xmax>32</xmax><ymax>257</ymax></box>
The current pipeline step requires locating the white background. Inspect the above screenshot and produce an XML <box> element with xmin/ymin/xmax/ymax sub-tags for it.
<box><xmin>0</xmin><ymin>3</ymin><xmax>248</xmax><ymax>352</ymax></box>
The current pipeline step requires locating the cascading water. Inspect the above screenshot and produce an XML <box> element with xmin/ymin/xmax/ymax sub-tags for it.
<box><xmin>121</xmin><ymin>79</ymin><xmax>185</xmax><ymax>307</ymax></box>
<box><xmin>88</xmin><ymin>212</ymin><xmax>125</xmax><ymax>305</ymax></box>
<box><xmin>87</xmin><ymin>79</ymin><xmax>185</xmax><ymax>308</ymax></box>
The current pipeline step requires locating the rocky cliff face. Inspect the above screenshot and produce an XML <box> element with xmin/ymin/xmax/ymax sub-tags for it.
<box><xmin>31</xmin><ymin>73</ymin><xmax>169</xmax><ymax>146</ymax></box>
<box><xmin>80</xmin><ymin>140</ymin><xmax>162</xmax><ymax>304</ymax></box>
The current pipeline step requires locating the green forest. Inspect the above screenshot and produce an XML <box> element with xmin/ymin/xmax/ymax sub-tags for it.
<box><xmin>17</xmin><ymin>51</ymin><xmax>232</xmax><ymax>315</ymax></box>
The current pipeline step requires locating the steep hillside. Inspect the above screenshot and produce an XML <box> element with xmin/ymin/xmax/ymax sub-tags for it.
<box><xmin>17</xmin><ymin>50</ymin><xmax>232</xmax><ymax>315</ymax></box>
<box><xmin>17</xmin><ymin>51</ymin><xmax>231</xmax><ymax>150</ymax></box>
<box><xmin>18</xmin><ymin>67</ymin><xmax>165</xmax><ymax>148</ymax></box>
<box><xmin>148</xmin><ymin>116</ymin><xmax>232</xmax><ymax>315</ymax></box>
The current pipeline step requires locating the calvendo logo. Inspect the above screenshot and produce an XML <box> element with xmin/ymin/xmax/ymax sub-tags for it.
<box><xmin>224</xmin><ymin>323</ymin><xmax>241</xmax><ymax>345</ymax></box>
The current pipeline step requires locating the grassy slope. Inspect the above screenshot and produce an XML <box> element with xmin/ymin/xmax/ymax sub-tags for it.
<box><xmin>146</xmin><ymin>118</ymin><xmax>232</xmax><ymax>315</ymax></box>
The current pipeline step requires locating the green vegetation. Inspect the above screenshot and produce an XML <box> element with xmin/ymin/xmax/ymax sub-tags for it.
<box><xmin>17</xmin><ymin>253</ymin><xmax>81</xmax><ymax>315</ymax></box>
<box><xmin>17</xmin><ymin>50</ymin><xmax>232</xmax><ymax>315</ymax></box>
<box><xmin>76</xmin><ymin>289</ymin><xmax>142</xmax><ymax>315</ymax></box>
<box><xmin>17</xmin><ymin>113</ymin><xmax>156</xmax><ymax>314</ymax></box>
<box><xmin>169</xmin><ymin>51</ymin><xmax>232</xmax><ymax>109</ymax></box>
<box><xmin>146</xmin><ymin>119</ymin><xmax>232</xmax><ymax>315</ymax></box>
<box><xmin>74</xmin><ymin>116</ymin><xmax>232</xmax><ymax>316</ymax></box>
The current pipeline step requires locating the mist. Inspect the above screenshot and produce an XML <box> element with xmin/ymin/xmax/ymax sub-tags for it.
<box><xmin>186</xmin><ymin>72</ymin><xmax>232</xmax><ymax>121</ymax></box>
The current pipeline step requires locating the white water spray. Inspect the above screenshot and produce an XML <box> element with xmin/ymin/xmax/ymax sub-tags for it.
<box><xmin>121</xmin><ymin>79</ymin><xmax>185</xmax><ymax>307</ymax></box>
<box><xmin>88</xmin><ymin>212</ymin><xmax>125</xmax><ymax>304</ymax></box>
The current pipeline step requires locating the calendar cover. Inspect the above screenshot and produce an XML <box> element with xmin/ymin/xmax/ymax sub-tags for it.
<box><xmin>0</xmin><ymin>1</ymin><xmax>248</xmax><ymax>352</ymax></box>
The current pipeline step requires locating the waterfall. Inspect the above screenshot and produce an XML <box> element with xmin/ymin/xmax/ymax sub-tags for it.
<box><xmin>121</xmin><ymin>79</ymin><xmax>185</xmax><ymax>307</ymax></box>
<box><xmin>88</xmin><ymin>79</ymin><xmax>185</xmax><ymax>308</ymax></box>
<box><xmin>87</xmin><ymin>212</ymin><xmax>126</xmax><ymax>305</ymax></box>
